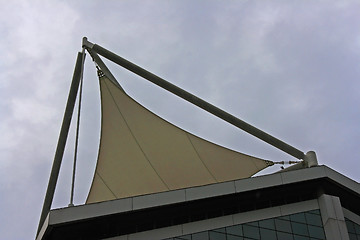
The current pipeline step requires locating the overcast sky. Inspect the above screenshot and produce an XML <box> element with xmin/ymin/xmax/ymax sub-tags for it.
<box><xmin>1</xmin><ymin>1</ymin><xmax>360</xmax><ymax>239</ymax></box>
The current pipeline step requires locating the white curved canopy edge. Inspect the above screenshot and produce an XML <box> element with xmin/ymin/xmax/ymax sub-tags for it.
<box><xmin>86</xmin><ymin>76</ymin><xmax>272</xmax><ymax>204</ymax></box>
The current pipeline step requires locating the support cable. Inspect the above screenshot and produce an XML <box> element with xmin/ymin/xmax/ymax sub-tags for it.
<box><xmin>36</xmin><ymin>51</ymin><xmax>85</xmax><ymax>237</ymax></box>
<box><xmin>273</xmin><ymin>161</ymin><xmax>300</xmax><ymax>165</ymax></box>
<box><xmin>69</xmin><ymin>49</ymin><xmax>86</xmax><ymax>207</ymax></box>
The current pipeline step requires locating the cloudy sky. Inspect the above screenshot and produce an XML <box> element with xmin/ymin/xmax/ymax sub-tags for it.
<box><xmin>1</xmin><ymin>1</ymin><xmax>360</xmax><ymax>239</ymax></box>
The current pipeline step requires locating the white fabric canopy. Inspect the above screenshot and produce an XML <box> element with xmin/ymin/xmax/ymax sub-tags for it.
<box><xmin>86</xmin><ymin>75</ymin><xmax>272</xmax><ymax>204</ymax></box>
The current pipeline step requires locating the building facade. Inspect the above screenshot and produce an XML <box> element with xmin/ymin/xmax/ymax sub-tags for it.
<box><xmin>37</xmin><ymin>165</ymin><xmax>360</xmax><ymax>240</ymax></box>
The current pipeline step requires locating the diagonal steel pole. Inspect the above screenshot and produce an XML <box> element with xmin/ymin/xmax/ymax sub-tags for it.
<box><xmin>36</xmin><ymin>51</ymin><xmax>85</xmax><ymax>237</ymax></box>
<box><xmin>83</xmin><ymin>38</ymin><xmax>305</xmax><ymax>160</ymax></box>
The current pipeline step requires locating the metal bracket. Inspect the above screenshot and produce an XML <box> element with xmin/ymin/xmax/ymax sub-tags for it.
<box><xmin>82</xmin><ymin>37</ymin><xmax>94</xmax><ymax>49</ymax></box>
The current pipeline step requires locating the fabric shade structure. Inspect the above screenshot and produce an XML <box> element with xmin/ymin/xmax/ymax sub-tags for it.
<box><xmin>86</xmin><ymin>73</ymin><xmax>273</xmax><ymax>204</ymax></box>
<box><xmin>37</xmin><ymin>40</ymin><xmax>307</xmax><ymax>238</ymax></box>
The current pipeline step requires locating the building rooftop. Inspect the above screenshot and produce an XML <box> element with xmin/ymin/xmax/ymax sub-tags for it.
<box><xmin>37</xmin><ymin>165</ymin><xmax>360</xmax><ymax>240</ymax></box>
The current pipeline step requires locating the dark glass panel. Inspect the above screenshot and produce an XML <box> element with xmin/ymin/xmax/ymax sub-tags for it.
<box><xmin>246</xmin><ymin>221</ymin><xmax>259</xmax><ymax>227</ymax></box>
<box><xmin>290</xmin><ymin>213</ymin><xmax>307</xmax><ymax>224</ymax></box>
<box><xmin>349</xmin><ymin>233</ymin><xmax>357</xmax><ymax>240</ymax></box>
<box><xmin>275</xmin><ymin>219</ymin><xmax>292</xmax><ymax>233</ymax></box>
<box><xmin>183</xmin><ymin>235</ymin><xmax>192</xmax><ymax>240</ymax></box>
<box><xmin>305</xmin><ymin>213</ymin><xmax>322</xmax><ymax>227</ymax></box>
<box><xmin>308</xmin><ymin>225</ymin><xmax>325</xmax><ymax>239</ymax></box>
<box><xmin>209</xmin><ymin>231</ymin><xmax>226</xmax><ymax>240</ymax></box>
<box><xmin>260</xmin><ymin>228</ymin><xmax>277</xmax><ymax>240</ymax></box>
<box><xmin>294</xmin><ymin>236</ymin><xmax>310</xmax><ymax>240</ymax></box>
<box><xmin>192</xmin><ymin>231</ymin><xmax>208</xmax><ymax>240</ymax></box>
<box><xmin>259</xmin><ymin>219</ymin><xmax>275</xmax><ymax>230</ymax></box>
<box><xmin>355</xmin><ymin>222</ymin><xmax>360</xmax><ymax>234</ymax></box>
<box><xmin>308</xmin><ymin>210</ymin><xmax>320</xmax><ymax>215</ymax></box>
<box><xmin>213</xmin><ymin>227</ymin><xmax>226</xmax><ymax>233</ymax></box>
<box><xmin>279</xmin><ymin>215</ymin><xmax>291</xmax><ymax>220</ymax></box>
<box><xmin>178</xmin><ymin>235</ymin><xmax>192</xmax><ymax>240</ymax></box>
<box><xmin>346</xmin><ymin>220</ymin><xmax>356</xmax><ymax>233</ymax></box>
<box><xmin>243</xmin><ymin>225</ymin><xmax>260</xmax><ymax>239</ymax></box>
<box><xmin>277</xmin><ymin>231</ymin><xmax>294</xmax><ymax>240</ymax></box>
<box><xmin>227</xmin><ymin>235</ymin><xmax>243</xmax><ymax>240</ymax></box>
<box><xmin>227</xmin><ymin>225</ymin><xmax>243</xmax><ymax>236</ymax></box>
<box><xmin>291</xmin><ymin>222</ymin><xmax>309</xmax><ymax>236</ymax></box>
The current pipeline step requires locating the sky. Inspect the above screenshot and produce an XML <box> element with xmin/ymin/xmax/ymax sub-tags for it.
<box><xmin>1</xmin><ymin>1</ymin><xmax>359</xmax><ymax>239</ymax></box>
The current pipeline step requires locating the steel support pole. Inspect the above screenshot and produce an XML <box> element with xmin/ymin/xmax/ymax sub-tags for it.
<box><xmin>69</xmin><ymin>49</ymin><xmax>86</xmax><ymax>207</ymax></box>
<box><xmin>36</xmin><ymin>51</ymin><xmax>85</xmax><ymax>236</ymax></box>
<box><xmin>83</xmin><ymin>40</ymin><xmax>304</xmax><ymax>160</ymax></box>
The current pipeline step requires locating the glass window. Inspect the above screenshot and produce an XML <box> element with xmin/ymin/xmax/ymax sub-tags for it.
<box><xmin>192</xmin><ymin>231</ymin><xmax>208</xmax><ymax>240</ymax></box>
<box><xmin>227</xmin><ymin>235</ymin><xmax>243</xmax><ymax>240</ymax></box>
<box><xmin>346</xmin><ymin>218</ymin><xmax>360</xmax><ymax>240</ymax></box>
<box><xmin>209</xmin><ymin>231</ymin><xmax>226</xmax><ymax>240</ymax></box>
<box><xmin>178</xmin><ymin>235</ymin><xmax>191</xmax><ymax>240</ymax></box>
<box><xmin>275</xmin><ymin>219</ymin><xmax>292</xmax><ymax>233</ymax></box>
<box><xmin>290</xmin><ymin>213</ymin><xmax>307</xmax><ymax>224</ymax></box>
<box><xmin>246</xmin><ymin>221</ymin><xmax>259</xmax><ymax>227</ymax></box>
<box><xmin>243</xmin><ymin>225</ymin><xmax>260</xmax><ymax>239</ymax></box>
<box><xmin>279</xmin><ymin>215</ymin><xmax>291</xmax><ymax>220</ymax></box>
<box><xmin>226</xmin><ymin>225</ymin><xmax>243</xmax><ymax>236</ymax></box>
<box><xmin>308</xmin><ymin>225</ymin><xmax>325</xmax><ymax>239</ymax></box>
<box><xmin>349</xmin><ymin>233</ymin><xmax>357</xmax><ymax>240</ymax></box>
<box><xmin>346</xmin><ymin>220</ymin><xmax>356</xmax><ymax>233</ymax></box>
<box><xmin>213</xmin><ymin>228</ymin><xmax>226</xmax><ymax>233</ymax></box>
<box><xmin>356</xmin><ymin>223</ymin><xmax>360</xmax><ymax>235</ymax></box>
<box><xmin>305</xmin><ymin>213</ymin><xmax>322</xmax><ymax>227</ymax></box>
<box><xmin>277</xmin><ymin>231</ymin><xmax>294</xmax><ymax>240</ymax></box>
<box><xmin>308</xmin><ymin>210</ymin><xmax>320</xmax><ymax>215</ymax></box>
<box><xmin>259</xmin><ymin>219</ymin><xmax>275</xmax><ymax>230</ymax></box>
<box><xmin>293</xmin><ymin>236</ymin><xmax>310</xmax><ymax>240</ymax></box>
<box><xmin>165</xmin><ymin>209</ymin><xmax>327</xmax><ymax>240</ymax></box>
<box><xmin>291</xmin><ymin>222</ymin><xmax>309</xmax><ymax>236</ymax></box>
<box><xmin>260</xmin><ymin>228</ymin><xmax>277</xmax><ymax>240</ymax></box>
